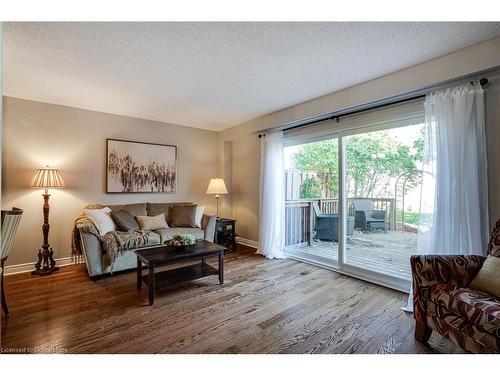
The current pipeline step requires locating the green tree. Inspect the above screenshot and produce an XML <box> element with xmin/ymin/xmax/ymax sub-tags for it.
<box><xmin>412</xmin><ymin>127</ymin><xmax>425</xmax><ymax>162</ymax></box>
<box><xmin>292</xmin><ymin>131</ymin><xmax>422</xmax><ymax>198</ymax></box>
<box><xmin>292</xmin><ymin>139</ymin><xmax>339</xmax><ymax>197</ymax></box>
<box><xmin>299</xmin><ymin>177</ymin><xmax>322</xmax><ymax>199</ymax></box>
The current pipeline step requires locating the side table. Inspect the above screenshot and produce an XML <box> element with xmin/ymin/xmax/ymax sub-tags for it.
<box><xmin>215</xmin><ymin>218</ymin><xmax>237</xmax><ymax>250</ymax></box>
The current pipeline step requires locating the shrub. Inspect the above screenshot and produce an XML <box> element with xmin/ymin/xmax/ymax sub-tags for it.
<box><xmin>300</xmin><ymin>177</ymin><xmax>322</xmax><ymax>199</ymax></box>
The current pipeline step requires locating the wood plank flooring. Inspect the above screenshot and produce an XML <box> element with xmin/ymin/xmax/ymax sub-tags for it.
<box><xmin>0</xmin><ymin>245</ymin><xmax>463</xmax><ymax>354</ymax></box>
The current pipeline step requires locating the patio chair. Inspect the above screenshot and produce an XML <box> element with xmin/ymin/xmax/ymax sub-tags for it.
<box><xmin>1</xmin><ymin>207</ymin><xmax>23</xmax><ymax>317</ymax></box>
<box><xmin>312</xmin><ymin>203</ymin><xmax>354</xmax><ymax>241</ymax></box>
<box><xmin>352</xmin><ymin>198</ymin><xmax>387</xmax><ymax>233</ymax></box>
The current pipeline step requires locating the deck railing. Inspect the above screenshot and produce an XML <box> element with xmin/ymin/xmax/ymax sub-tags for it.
<box><xmin>285</xmin><ymin>197</ymin><xmax>397</xmax><ymax>247</ymax></box>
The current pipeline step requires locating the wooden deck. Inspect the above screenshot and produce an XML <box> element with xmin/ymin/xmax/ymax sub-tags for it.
<box><xmin>287</xmin><ymin>230</ymin><xmax>417</xmax><ymax>280</ymax></box>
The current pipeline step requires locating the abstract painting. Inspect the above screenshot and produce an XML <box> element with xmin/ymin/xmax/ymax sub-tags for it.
<box><xmin>106</xmin><ymin>139</ymin><xmax>177</xmax><ymax>193</ymax></box>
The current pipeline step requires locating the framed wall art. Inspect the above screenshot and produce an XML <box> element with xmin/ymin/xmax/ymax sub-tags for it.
<box><xmin>106</xmin><ymin>139</ymin><xmax>177</xmax><ymax>193</ymax></box>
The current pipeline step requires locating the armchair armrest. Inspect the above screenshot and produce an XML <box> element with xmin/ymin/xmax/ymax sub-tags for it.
<box><xmin>202</xmin><ymin>214</ymin><xmax>217</xmax><ymax>242</ymax></box>
<box><xmin>410</xmin><ymin>255</ymin><xmax>485</xmax><ymax>321</ymax></box>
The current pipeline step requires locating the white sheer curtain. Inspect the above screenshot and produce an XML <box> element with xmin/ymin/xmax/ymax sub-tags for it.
<box><xmin>405</xmin><ymin>81</ymin><xmax>488</xmax><ymax>311</ymax></box>
<box><xmin>424</xmin><ymin>82</ymin><xmax>489</xmax><ymax>255</ymax></box>
<box><xmin>257</xmin><ymin>131</ymin><xmax>286</xmax><ymax>259</ymax></box>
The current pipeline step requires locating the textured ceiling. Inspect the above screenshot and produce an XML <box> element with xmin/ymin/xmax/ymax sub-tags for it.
<box><xmin>4</xmin><ymin>22</ymin><xmax>500</xmax><ymax>130</ymax></box>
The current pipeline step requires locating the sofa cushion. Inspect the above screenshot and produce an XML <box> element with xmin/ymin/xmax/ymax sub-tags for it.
<box><xmin>84</xmin><ymin>207</ymin><xmax>116</xmax><ymax>236</ymax></box>
<box><xmin>116</xmin><ymin>231</ymin><xmax>161</xmax><ymax>248</ymax></box>
<box><xmin>170</xmin><ymin>205</ymin><xmax>197</xmax><ymax>228</ymax></box>
<box><xmin>141</xmin><ymin>231</ymin><xmax>161</xmax><ymax>246</ymax></box>
<box><xmin>431</xmin><ymin>284</ymin><xmax>500</xmax><ymax>338</ymax></box>
<box><xmin>107</xmin><ymin>203</ymin><xmax>147</xmax><ymax>217</ymax></box>
<box><xmin>371</xmin><ymin>210</ymin><xmax>386</xmax><ymax>220</ymax></box>
<box><xmin>135</xmin><ymin>214</ymin><xmax>169</xmax><ymax>231</ymax></box>
<box><xmin>147</xmin><ymin>202</ymin><xmax>193</xmax><ymax>224</ymax></box>
<box><xmin>154</xmin><ymin>228</ymin><xmax>204</xmax><ymax>243</ymax></box>
<box><xmin>469</xmin><ymin>256</ymin><xmax>500</xmax><ymax>299</ymax></box>
<box><xmin>195</xmin><ymin>206</ymin><xmax>205</xmax><ymax>228</ymax></box>
<box><xmin>110</xmin><ymin>209</ymin><xmax>140</xmax><ymax>231</ymax></box>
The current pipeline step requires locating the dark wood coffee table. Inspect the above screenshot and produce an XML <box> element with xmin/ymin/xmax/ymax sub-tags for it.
<box><xmin>135</xmin><ymin>240</ymin><xmax>226</xmax><ymax>305</ymax></box>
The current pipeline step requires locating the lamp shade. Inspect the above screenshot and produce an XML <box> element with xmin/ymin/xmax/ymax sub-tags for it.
<box><xmin>31</xmin><ymin>166</ymin><xmax>66</xmax><ymax>188</ymax></box>
<box><xmin>206</xmin><ymin>178</ymin><xmax>228</xmax><ymax>195</ymax></box>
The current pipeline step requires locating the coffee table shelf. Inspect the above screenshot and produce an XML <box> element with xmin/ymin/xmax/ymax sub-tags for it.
<box><xmin>141</xmin><ymin>263</ymin><xmax>219</xmax><ymax>290</ymax></box>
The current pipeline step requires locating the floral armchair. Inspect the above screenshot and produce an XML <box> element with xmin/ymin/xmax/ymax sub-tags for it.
<box><xmin>410</xmin><ymin>219</ymin><xmax>500</xmax><ymax>353</ymax></box>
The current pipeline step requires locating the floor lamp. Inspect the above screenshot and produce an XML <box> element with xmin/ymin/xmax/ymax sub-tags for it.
<box><xmin>206</xmin><ymin>178</ymin><xmax>228</xmax><ymax>219</ymax></box>
<box><xmin>31</xmin><ymin>165</ymin><xmax>65</xmax><ymax>276</ymax></box>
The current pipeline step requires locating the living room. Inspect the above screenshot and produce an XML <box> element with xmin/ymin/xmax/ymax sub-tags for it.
<box><xmin>1</xmin><ymin>0</ymin><xmax>500</xmax><ymax>371</ymax></box>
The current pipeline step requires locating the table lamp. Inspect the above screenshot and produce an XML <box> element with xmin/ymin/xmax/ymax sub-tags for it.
<box><xmin>31</xmin><ymin>165</ymin><xmax>65</xmax><ymax>275</ymax></box>
<box><xmin>206</xmin><ymin>178</ymin><xmax>228</xmax><ymax>219</ymax></box>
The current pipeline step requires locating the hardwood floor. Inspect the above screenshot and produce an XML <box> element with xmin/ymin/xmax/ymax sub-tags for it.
<box><xmin>1</xmin><ymin>245</ymin><xmax>463</xmax><ymax>354</ymax></box>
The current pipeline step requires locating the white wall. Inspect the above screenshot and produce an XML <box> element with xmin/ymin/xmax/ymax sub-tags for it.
<box><xmin>219</xmin><ymin>36</ymin><xmax>500</xmax><ymax>242</ymax></box>
<box><xmin>2</xmin><ymin>97</ymin><xmax>218</xmax><ymax>266</ymax></box>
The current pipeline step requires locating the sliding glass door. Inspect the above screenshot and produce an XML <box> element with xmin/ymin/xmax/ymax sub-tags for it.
<box><xmin>283</xmin><ymin>100</ymin><xmax>425</xmax><ymax>291</ymax></box>
<box><xmin>343</xmin><ymin>124</ymin><xmax>424</xmax><ymax>281</ymax></box>
<box><xmin>284</xmin><ymin>136</ymin><xmax>340</xmax><ymax>265</ymax></box>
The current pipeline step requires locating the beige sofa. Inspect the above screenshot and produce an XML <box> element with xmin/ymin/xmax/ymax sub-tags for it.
<box><xmin>79</xmin><ymin>202</ymin><xmax>217</xmax><ymax>278</ymax></box>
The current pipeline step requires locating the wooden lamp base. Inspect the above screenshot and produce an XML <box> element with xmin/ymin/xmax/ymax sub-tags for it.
<box><xmin>32</xmin><ymin>193</ymin><xmax>59</xmax><ymax>276</ymax></box>
<box><xmin>32</xmin><ymin>247</ymin><xmax>59</xmax><ymax>276</ymax></box>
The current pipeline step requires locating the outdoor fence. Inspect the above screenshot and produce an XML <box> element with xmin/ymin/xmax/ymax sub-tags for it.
<box><xmin>285</xmin><ymin>198</ymin><xmax>397</xmax><ymax>247</ymax></box>
<box><xmin>285</xmin><ymin>170</ymin><xmax>317</xmax><ymax>200</ymax></box>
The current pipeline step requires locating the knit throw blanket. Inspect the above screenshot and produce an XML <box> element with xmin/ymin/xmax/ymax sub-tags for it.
<box><xmin>71</xmin><ymin>204</ymin><xmax>150</xmax><ymax>269</ymax></box>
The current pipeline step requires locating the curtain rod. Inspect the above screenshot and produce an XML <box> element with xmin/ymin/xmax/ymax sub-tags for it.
<box><xmin>257</xmin><ymin>77</ymin><xmax>489</xmax><ymax>138</ymax></box>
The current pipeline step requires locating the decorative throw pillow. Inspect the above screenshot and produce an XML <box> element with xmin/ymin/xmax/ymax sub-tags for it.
<box><xmin>135</xmin><ymin>214</ymin><xmax>169</xmax><ymax>231</ymax></box>
<box><xmin>110</xmin><ymin>209</ymin><xmax>140</xmax><ymax>231</ymax></box>
<box><xmin>84</xmin><ymin>207</ymin><xmax>116</xmax><ymax>236</ymax></box>
<box><xmin>469</xmin><ymin>255</ymin><xmax>500</xmax><ymax>298</ymax></box>
<box><xmin>171</xmin><ymin>204</ymin><xmax>197</xmax><ymax>228</ymax></box>
<box><xmin>195</xmin><ymin>206</ymin><xmax>205</xmax><ymax>228</ymax></box>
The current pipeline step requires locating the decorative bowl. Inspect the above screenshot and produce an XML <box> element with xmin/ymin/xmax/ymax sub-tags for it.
<box><xmin>165</xmin><ymin>236</ymin><xmax>197</xmax><ymax>250</ymax></box>
<box><xmin>164</xmin><ymin>233</ymin><xmax>197</xmax><ymax>250</ymax></box>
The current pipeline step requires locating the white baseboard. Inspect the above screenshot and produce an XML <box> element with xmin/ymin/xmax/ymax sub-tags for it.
<box><xmin>4</xmin><ymin>240</ymin><xmax>259</xmax><ymax>275</ymax></box>
<box><xmin>236</xmin><ymin>237</ymin><xmax>259</xmax><ymax>249</ymax></box>
<box><xmin>4</xmin><ymin>239</ymin><xmax>258</xmax><ymax>274</ymax></box>
<box><xmin>3</xmin><ymin>257</ymin><xmax>74</xmax><ymax>276</ymax></box>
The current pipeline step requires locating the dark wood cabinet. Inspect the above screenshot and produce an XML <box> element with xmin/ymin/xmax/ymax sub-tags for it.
<box><xmin>214</xmin><ymin>218</ymin><xmax>237</xmax><ymax>250</ymax></box>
